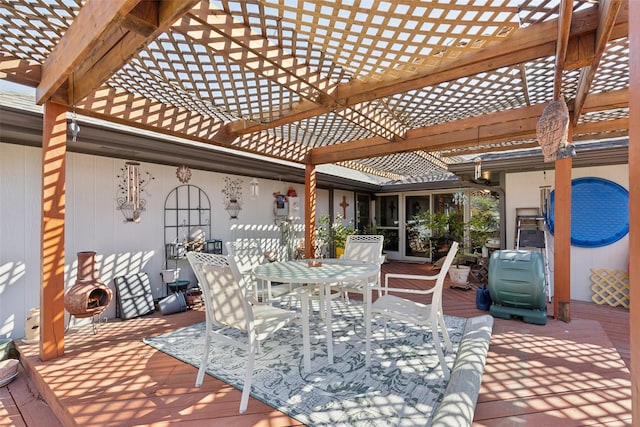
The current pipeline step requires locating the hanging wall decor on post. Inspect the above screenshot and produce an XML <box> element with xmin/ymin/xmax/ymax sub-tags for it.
<box><xmin>116</xmin><ymin>161</ymin><xmax>154</xmax><ymax>223</ymax></box>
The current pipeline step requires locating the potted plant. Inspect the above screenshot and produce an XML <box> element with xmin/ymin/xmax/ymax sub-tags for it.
<box><xmin>450</xmin><ymin>193</ymin><xmax>500</xmax><ymax>286</ymax></box>
<box><xmin>315</xmin><ymin>214</ymin><xmax>356</xmax><ymax>258</ymax></box>
<box><xmin>442</xmin><ymin>212</ymin><xmax>473</xmax><ymax>286</ymax></box>
<box><xmin>412</xmin><ymin>210</ymin><xmax>460</xmax><ymax>260</ymax></box>
<box><xmin>413</xmin><ymin>208</ymin><xmax>471</xmax><ymax>286</ymax></box>
<box><xmin>468</xmin><ymin>193</ymin><xmax>500</xmax><ymax>253</ymax></box>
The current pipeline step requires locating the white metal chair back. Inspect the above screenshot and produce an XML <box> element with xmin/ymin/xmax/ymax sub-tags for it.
<box><xmin>226</xmin><ymin>241</ymin><xmax>265</xmax><ymax>272</ymax></box>
<box><xmin>339</xmin><ymin>235</ymin><xmax>385</xmax><ymax>301</ymax></box>
<box><xmin>365</xmin><ymin>241</ymin><xmax>459</xmax><ymax>380</ymax></box>
<box><xmin>187</xmin><ymin>252</ymin><xmax>250</xmax><ymax>330</ymax></box>
<box><xmin>423</xmin><ymin>241</ymin><xmax>458</xmax><ymax>316</ymax></box>
<box><xmin>226</xmin><ymin>240</ymin><xmax>266</xmax><ymax>297</ymax></box>
<box><xmin>186</xmin><ymin>251</ymin><xmax>310</xmax><ymax>413</ymax></box>
<box><xmin>342</xmin><ymin>234</ymin><xmax>384</xmax><ymax>264</ymax></box>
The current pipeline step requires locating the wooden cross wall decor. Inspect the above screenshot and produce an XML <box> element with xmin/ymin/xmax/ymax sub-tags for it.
<box><xmin>340</xmin><ymin>195</ymin><xmax>349</xmax><ymax>217</ymax></box>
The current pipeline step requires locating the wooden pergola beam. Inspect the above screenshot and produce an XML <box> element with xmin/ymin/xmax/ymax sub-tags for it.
<box><xmin>0</xmin><ymin>54</ymin><xmax>42</xmax><ymax>87</ymax></box>
<box><xmin>553</xmin><ymin>0</ymin><xmax>574</xmax><ymax>98</ymax></box>
<box><xmin>36</xmin><ymin>0</ymin><xmax>142</xmax><ymax>104</ymax></box>
<box><xmin>309</xmin><ymin>87</ymin><xmax>629</xmax><ymax>165</ymax></box>
<box><xmin>571</xmin><ymin>0</ymin><xmax>623</xmax><ymax>126</ymax></box>
<box><xmin>229</xmin><ymin>3</ymin><xmax>627</xmax><ymax>136</ymax></box>
<box><xmin>182</xmin><ymin>4</ymin><xmax>406</xmax><ymax>140</ymax></box>
<box><xmin>582</xmin><ymin>87</ymin><xmax>628</xmax><ymax>112</ymax></box>
<box><xmin>36</xmin><ymin>0</ymin><xmax>199</xmax><ymax>106</ymax></box>
<box><xmin>75</xmin><ymin>85</ymin><xmax>313</xmax><ymax>163</ymax></box>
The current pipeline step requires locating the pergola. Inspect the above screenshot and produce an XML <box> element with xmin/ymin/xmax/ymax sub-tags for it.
<box><xmin>0</xmin><ymin>0</ymin><xmax>637</xmax><ymax>417</ymax></box>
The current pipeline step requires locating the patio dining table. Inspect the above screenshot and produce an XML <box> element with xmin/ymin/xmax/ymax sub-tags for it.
<box><xmin>253</xmin><ymin>259</ymin><xmax>379</xmax><ymax>365</ymax></box>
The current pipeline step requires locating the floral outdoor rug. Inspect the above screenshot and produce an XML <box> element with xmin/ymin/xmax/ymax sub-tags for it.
<box><xmin>143</xmin><ymin>300</ymin><xmax>468</xmax><ymax>426</ymax></box>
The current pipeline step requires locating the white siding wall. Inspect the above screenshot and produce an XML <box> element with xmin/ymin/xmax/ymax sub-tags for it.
<box><xmin>1</xmin><ymin>141</ymin><xmax>629</xmax><ymax>338</ymax></box>
<box><xmin>0</xmin><ymin>143</ymin><xmax>330</xmax><ymax>338</ymax></box>
<box><xmin>505</xmin><ymin>164</ymin><xmax>629</xmax><ymax>302</ymax></box>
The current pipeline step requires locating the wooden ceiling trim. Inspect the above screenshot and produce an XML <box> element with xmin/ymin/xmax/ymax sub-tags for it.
<box><xmin>405</xmin><ymin>104</ymin><xmax>547</xmax><ymax>140</ymax></box>
<box><xmin>36</xmin><ymin>0</ymin><xmax>142</xmax><ymax>104</ymax></box>
<box><xmin>518</xmin><ymin>63</ymin><xmax>532</xmax><ymax>106</ymax></box>
<box><xmin>564</xmin><ymin>32</ymin><xmax>596</xmax><ymax>70</ymax></box>
<box><xmin>337</xmin><ymin>160</ymin><xmax>404</xmax><ymax>181</ymax></box>
<box><xmin>227</xmin><ymin>103</ymin><xmax>329</xmax><ymax>134</ymax></box>
<box><xmin>441</xmin><ymin>115</ymin><xmax>629</xmax><ymax>156</ymax></box>
<box><xmin>440</xmin><ymin>141</ymin><xmax>540</xmax><ymax>157</ymax></box>
<box><xmin>573</xmin><ymin>130</ymin><xmax>628</xmax><ymax>142</ymax></box>
<box><xmin>119</xmin><ymin>1</ymin><xmax>160</xmax><ymax>37</ymax></box>
<box><xmin>572</xmin><ymin>0</ymin><xmax>624</xmax><ymax>125</ymax></box>
<box><xmin>414</xmin><ymin>150</ymin><xmax>450</xmax><ymax>170</ymax></box>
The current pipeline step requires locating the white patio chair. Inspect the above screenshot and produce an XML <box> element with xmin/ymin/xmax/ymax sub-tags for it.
<box><xmin>225</xmin><ymin>241</ymin><xmax>265</xmax><ymax>297</ymax></box>
<box><xmin>338</xmin><ymin>234</ymin><xmax>385</xmax><ymax>302</ymax></box>
<box><xmin>365</xmin><ymin>241</ymin><xmax>459</xmax><ymax>380</ymax></box>
<box><xmin>226</xmin><ymin>240</ymin><xmax>299</xmax><ymax>303</ymax></box>
<box><xmin>186</xmin><ymin>252</ymin><xmax>310</xmax><ymax>413</ymax></box>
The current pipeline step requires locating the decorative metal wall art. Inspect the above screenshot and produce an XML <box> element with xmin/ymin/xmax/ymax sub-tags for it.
<box><xmin>116</xmin><ymin>161</ymin><xmax>154</xmax><ymax>223</ymax></box>
<box><xmin>221</xmin><ymin>176</ymin><xmax>243</xmax><ymax>219</ymax></box>
<box><xmin>176</xmin><ymin>165</ymin><xmax>192</xmax><ymax>183</ymax></box>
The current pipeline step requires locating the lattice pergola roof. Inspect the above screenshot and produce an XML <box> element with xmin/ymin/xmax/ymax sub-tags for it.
<box><xmin>0</xmin><ymin>0</ymin><xmax>629</xmax><ymax>183</ymax></box>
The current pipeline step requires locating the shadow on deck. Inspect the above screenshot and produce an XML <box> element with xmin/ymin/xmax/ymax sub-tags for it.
<box><xmin>5</xmin><ymin>261</ymin><xmax>632</xmax><ymax>426</ymax></box>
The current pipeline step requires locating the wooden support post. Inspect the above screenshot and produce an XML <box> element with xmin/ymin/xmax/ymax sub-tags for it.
<box><xmin>553</xmin><ymin>155</ymin><xmax>572</xmax><ymax>322</ymax></box>
<box><xmin>628</xmin><ymin>0</ymin><xmax>639</xmax><ymax>419</ymax></box>
<box><xmin>304</xmin><ymin>164</ymin><xmax>317</xmax><ymax>259</ymax></box>
<box><xmin>40</xmin><ymin>102</ymin><xmax>67</xmax><ymax>360</ymax></box>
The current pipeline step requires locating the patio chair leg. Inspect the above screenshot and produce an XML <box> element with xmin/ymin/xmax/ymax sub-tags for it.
<box><xmin>365</xmin><ymin>286</ymin><xmax>372</xmax><ymax>367</ymax></box>
<box><xmin>239</xmin><ymin>347</ymin><xmax>256</xmax><ymax>413</ymax></box>
<box><xmin>325</xmin><ymin>283</ymin><xmax>334</xmax><ymax>364</ymax></box>
<box><xmin>439</xmin><ymin>315</ymin><xmax>453</xmax><ymax>352</ymax></box>
<box><xmin>432</xmin><ymin>323</ymin><xmax>450</xmax><ymax>380</ymax></box>
<box><xmin>299</xmin><ymin>289</ymin><xmax>311</xmax><ymax>372</ymax></box>
<box><xmin>195</xmin><ymin>329</ymin><xmax>211</xmax><ymax>387</ymax></box>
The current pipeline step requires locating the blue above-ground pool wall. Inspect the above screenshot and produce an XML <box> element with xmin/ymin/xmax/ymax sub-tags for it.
<box><xmin>546</xmin><ymin>177</ymin><xmax>629</xmax><ymax>248</ymax></box>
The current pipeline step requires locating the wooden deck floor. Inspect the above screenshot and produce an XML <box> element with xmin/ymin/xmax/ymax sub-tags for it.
<box><xmin>3</xmin><ymin>261</ymin><xmax>632</xmax><ymax>426</ymax></box>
